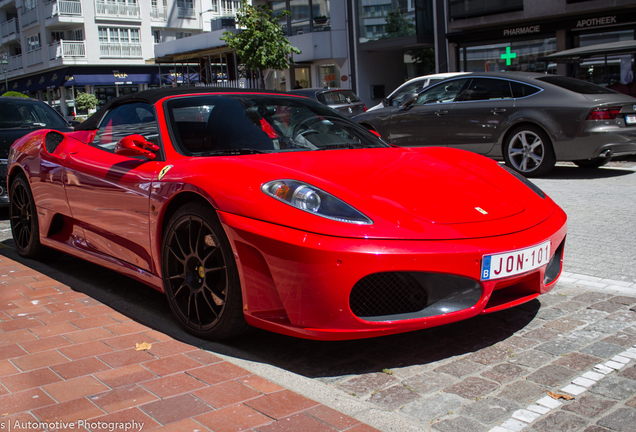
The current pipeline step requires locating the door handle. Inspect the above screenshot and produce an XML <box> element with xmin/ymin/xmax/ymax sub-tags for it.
<box><xmin>69</xmin><ymin>148</ymin><xmax>79</xmax><ymax>155</ymax></box>
<box><xmin>491</xmin><ymin>108</ymin><xmax>506</xmax><ymax>115</ymax></box>
<box><xmin>435</xmin><ymin>110</ymin><xmax>448</xmax><ymax>116</ymax></box>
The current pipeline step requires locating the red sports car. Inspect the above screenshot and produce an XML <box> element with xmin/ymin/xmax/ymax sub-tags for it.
<box><xmin>7</xmin><ymin>88</ymin><xmax>567</xmax><ymax>341</ymax></box>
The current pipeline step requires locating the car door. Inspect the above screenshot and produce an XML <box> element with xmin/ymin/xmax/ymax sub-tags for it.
<box><xmin>62</xmin><ymin>102</ymin><xmax>162</xmax><ymax>272</ymax></box>
<box><xmin>445</xmin><ymin>78</ymin><xmax>516</xmax><ymax>155</ymax></box>
<box><xmin>387</xmin><ymin>78</ymin><xmax>469</xmax><ymax>147</ymax></box>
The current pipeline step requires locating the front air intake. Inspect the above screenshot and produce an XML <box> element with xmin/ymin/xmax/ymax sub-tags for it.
<box><xmin>349</xmin><ymin>272</ymin><xmax>428</xmax><ymax>318</ymax></box>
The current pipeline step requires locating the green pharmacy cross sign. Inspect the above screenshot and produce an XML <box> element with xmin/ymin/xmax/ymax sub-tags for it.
<box><xmin>501</xmin><ymin>47</ymin><xmax>517</xmax><ymax>65</ymax></box>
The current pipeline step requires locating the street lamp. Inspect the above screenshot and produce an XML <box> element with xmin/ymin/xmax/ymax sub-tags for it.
<box><xmin>1</xmin><ymin>58</ymin><xmax>8</xmax><ymax>94</ymax></box>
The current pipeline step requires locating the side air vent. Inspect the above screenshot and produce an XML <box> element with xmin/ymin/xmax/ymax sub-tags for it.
<box><xmin>44</xmin><ymin>131</ymin><xmax>65</xmax><ymax>154</ymax></box>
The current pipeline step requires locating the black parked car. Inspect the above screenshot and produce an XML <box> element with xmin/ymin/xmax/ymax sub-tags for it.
<box><xmin>289</xmin><ymin>88</ymin><xmax>367</xmax><ymax>118</ymax></box>
<box><xmin>0</xmin><ymin>97</ymin><xmax>73</xmax><ymax>205</ymax></box>
<box><xmin>353</xmin><ymin>72</ymin><xmax>636</xmax><ymax>176</ymax></box>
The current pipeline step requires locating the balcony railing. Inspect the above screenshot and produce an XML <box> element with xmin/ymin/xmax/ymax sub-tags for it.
<box><xmin>177</xmin><ymin>7</ymin><xmax>196</xmax><ymax>19</ymax></box>
<box><xmin>99</xmin><ymin>42</ymin><xmax>142</xmax><ymax>58</ymax></box>
<box><xmin>46</xmin><ymin>0</ymin><xmax>83</xmax><ymax>19</ymax></box>
<box><xmin>26</xmin><ymin>48</ymin><xmax>43</xmax><ymax>67</ymax></box>
<box><xmin>21</xmin><ymin>7</ymin><xmax>39</xmax><ymax>28</ymax></box>
<box><xmin>95</xmin><ymin>1</ymin><xmax>140</xmax><ymax>19</ymax></box>
<box><xmin>1</xmin><ymin>18</ymin><xmax>18</xmax><ymax>38</ymax></box>
<box><xmin>6</xmin><ymin>54</ymin><xmax>23</xmax><ymax>72</ymax></box>
<box><xmin>151</xmin><ymin>6</ymin><xmax>167</xmax><ymax>20</ymax></box>
<box><xmin>49</xmin><ymin>40</ymin><xmax>86</xmax><ymax>60</ymax></box>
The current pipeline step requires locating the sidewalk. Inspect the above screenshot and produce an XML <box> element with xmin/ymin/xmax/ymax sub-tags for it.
<box><xmin>0</xmin><ymin>254</ymin><xmax>379</xmax><ymax>432</ymax></box>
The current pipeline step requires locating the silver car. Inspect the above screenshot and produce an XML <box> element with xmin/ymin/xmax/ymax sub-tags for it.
<box><xmin>353</xmin><ymin>72</ymin><xmax>636</xmax><ymax>176</ymax></box>
<box><xmin>288</xmin><ymin>88</ymin><xmax>367</xmax><ymax>118</ymax></box>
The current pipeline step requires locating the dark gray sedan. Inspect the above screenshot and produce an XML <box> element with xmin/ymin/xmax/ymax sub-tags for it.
<box><xmin>353</xmin><ymin>72</ymin><xmax>636</xmax><ymax>176</ymax></box>
<box><xmin>289</xmin><ymin>88</ymin><xmax>367</xmax><ymax>118</ymax></box>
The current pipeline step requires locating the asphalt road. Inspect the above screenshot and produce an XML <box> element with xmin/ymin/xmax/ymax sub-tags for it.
<box><xmin>1</xmin><ymin>159</ymin><xmax>635</xmax><ymax>431</ymax></box>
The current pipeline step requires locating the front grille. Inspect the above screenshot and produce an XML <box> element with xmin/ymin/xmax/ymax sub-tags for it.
<box><xmin>350</xmin><ymin>272</ymin><xmax>428</xmax><ymax>318</ymax></box>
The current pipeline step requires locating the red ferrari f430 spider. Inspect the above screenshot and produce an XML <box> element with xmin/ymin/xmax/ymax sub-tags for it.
<box><xmin>7</xmin><ymin>88</ymin><xmax>567</xmax><ymax>340</ymax></box>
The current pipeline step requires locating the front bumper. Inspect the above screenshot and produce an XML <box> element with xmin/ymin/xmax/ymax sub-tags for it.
<box><xmin>219</xmin><ymin>208</ymin><xmax>567</xmax><ymax>340</ymax></box>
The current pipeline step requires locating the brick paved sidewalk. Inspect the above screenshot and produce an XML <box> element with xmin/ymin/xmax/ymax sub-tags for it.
<box><xmin>0</xmin><ymin>255</ymin><xmax>379</xmax><ymax>432</ymax></box>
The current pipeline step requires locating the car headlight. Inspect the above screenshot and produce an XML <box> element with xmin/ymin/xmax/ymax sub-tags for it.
<box><xmin>262</xmin><ymin>179</ymin><xmax>373</xmax><ymax>225</ymax></box>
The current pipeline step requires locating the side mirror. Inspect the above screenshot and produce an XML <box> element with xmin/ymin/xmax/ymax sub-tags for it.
<box><xmin>399</xmin><ymin>93</ymin><xmax>419</xmax><ymax>109</ymax></box>
<box><xmin>115</xmin><ymin>134</ymin><xmax>159</xmax><ymax>160</ymax></box>
<box><xmin>383</xmin><ymin>97</ymin><xmax>390</xmax><ymax>107</ymax></box>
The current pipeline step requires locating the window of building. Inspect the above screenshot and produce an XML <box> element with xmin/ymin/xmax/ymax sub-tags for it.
<box><xmin>23</xmin><ymin>0</ymin><xmax>38</xmax><ymax>11</ymax></box>
<box><xmin>319</xmin><ymin>64</ymin><xmax>339</xmax><ymax>88</ymax></box>
<box><xmin>357</xmin><ymin>0</ymin><xmax>418</xmax><ymax>43</ymax></box>
<box><xmin>448</xmin><ymin>0</ymin><xmax>523</xmax><ymax>20</ymax></box>
<box><xmin>269</xmin><ymin>0</ymin><xmax>331</xmax><ymax>35</ymax></box>
<box><xmin>51</xmin><ymin>31</ymin><xmax>64</xmax><ymax>43</ymax></box>
<box><xmin>153</xmin><ymin>30</ymin><xmax>162</xmax><ymax>43</ymax></box>
<box><xmin>72</xmin><ymin>29</ymin><xmax>84</xmax><ymax>41</ymax></box>
<box><xmin>176</xmin><ymin>32</ymin><xmax>192</xmax><ymax>39</ymax></box>
<box><xmin>26</xmin><ymin>34</ymin><xmax>41</xmax><ymax>52</ymax></box>
<box><xmin>461</xmin><ymin>38</ymin><xmax>557</xmax><ymax>73</ymax></box>
<box><xmin>98</xmin><ymin>27</ymin><xmax>140</xmax><ymax>44</ymax></box>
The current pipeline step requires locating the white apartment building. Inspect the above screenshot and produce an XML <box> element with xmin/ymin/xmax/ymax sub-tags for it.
<box><xmin>0</xmin><ymin>0</ymin><xmax>244</xmax><ymax>117</ymax></box>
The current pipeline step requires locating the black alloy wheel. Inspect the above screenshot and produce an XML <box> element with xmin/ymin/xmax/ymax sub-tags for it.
<box><xmin>10</xmin><ymin>175</ymin><xmax>43</xmax><ymax>258</ymax></box>
<box><xmin>162</xmin><ymin>202</ymin><xmax>247</xmax><ymax>340</ymax></box>
<box><xmin>504</xmin><ymin>125</ymin><xmax>556</xmax><ymax>177</ymax></box>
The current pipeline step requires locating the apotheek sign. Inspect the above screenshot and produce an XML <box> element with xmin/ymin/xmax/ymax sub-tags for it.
<box><xmin>575</xmin><ymin>16</ymin><xmax>617</xmax><ymax>28</ymax></box>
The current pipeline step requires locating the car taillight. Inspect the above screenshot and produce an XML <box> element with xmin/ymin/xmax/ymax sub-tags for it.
<box><xmin>363</xmin><ymin>104</ymin><xmax>368</xmax><ymax>112</ymax></box>
<box><xmin>586</xmin><ymin>106</ymin><xmax>622</xmax><ymax>120</ymax></box>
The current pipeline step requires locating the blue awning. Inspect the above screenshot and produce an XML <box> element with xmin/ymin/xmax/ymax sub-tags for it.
<box><xmin>64</xmin><ymin>71</ymin><xmax>162</xmax><ymax>86</ymax></box>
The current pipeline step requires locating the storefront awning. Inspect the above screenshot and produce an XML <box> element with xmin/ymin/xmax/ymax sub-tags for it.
<box><xmin>541</xmin><ymin>40</ymin><xmax>636</xmax><ymax>62</ymax></box>
<box><xmin>64</xmin><ymin>71</ymin><xmax>162</xmax><ymax>86</ymax></box>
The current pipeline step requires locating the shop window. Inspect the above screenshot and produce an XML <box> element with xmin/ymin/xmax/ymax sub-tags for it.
<box><xmin>319</xmin><ymin>65</ymin><xmax>339</xmax><ymax>88</ymax></box>
<box><xmin>462</xmin><ymin>38</ymin><xmax>556</xmax><ymax>73</ymax></box>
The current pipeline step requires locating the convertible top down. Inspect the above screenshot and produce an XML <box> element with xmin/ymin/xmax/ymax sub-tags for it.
<box><xmin>7</xmin><ymin>88</ymin><xmax>567</xmax><ymax>340</ymax></box>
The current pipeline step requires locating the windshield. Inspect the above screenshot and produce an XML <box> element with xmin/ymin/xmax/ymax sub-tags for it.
<box><xmin>166</xmin><ymin>94</ymin><xmax>388</xmax><ymax>156</ymax></box>
<box><xmin>0</xmin><ymin>99</ymin><xmax>69</xmax><ymax>130</ymax></box>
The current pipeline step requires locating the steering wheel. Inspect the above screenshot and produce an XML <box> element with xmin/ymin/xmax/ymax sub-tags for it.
<box><xmin>291</xmin><ymin>116</ymin><xmax>326</xmax><ymax>139</ymax></box>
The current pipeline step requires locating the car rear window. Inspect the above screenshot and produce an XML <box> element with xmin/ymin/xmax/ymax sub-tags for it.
<box><xmin>536</xmin><ymin>76</ymin><xmax>617</xmax><ymax>94</ymax></box>
<box><xmin>317</xmin><ymin>91</ymin><xmax>361</xmax><ymax>104</ymax></box>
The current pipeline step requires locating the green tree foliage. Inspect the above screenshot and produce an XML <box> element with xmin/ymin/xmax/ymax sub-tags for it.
<box><xmin>2</xmin><ymin>91</ymin><xmax>28</xmax><ymax>97</ymax></box>
<box><xmin>221</xmin><ymin>4</ymin><xmax>301</xmax><ymax>89</ymax></box>
<box><xmin>74</xmin><ymin>92</ymin><xmax>98</xmax><ymax>111</ymax></box>
<box><xmin>382</xmin><ymin>7</ymin><xmax>415</xmax><ymax>38</ymax></box>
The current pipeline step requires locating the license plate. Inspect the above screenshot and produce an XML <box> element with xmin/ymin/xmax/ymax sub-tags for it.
<box><xmin>481</xmin><ymin>241</ymin><xmax>551</xmax><ymax>281</ymax></box>
<box><xmin>626</xmin><ymin>115</ymin><xmax>636</xmax><ymax>124</ymax></box>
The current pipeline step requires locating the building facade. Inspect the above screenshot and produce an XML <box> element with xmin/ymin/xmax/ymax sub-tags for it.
<box><xmin>0</xmin><ymin>0</ymin><xmax>243</xmax><ymax>118</ymax></box>
<box><xmin>445</xmin><ymin>0</ymin><xmax>636</xmax><ymax>88</ymax></box>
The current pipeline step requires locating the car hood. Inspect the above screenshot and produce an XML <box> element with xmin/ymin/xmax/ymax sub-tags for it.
<box><xmin>166</xmin><ymin>147</ymin><xmax>556</xmax><ymax>240</ymax></box>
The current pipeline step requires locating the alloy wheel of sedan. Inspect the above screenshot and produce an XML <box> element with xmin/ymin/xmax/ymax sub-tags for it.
<box><xmin>162</xmin><ymin>202</ymin><xmax>247</xmax><ymax>340</ymax></box>
<box><xmin>504</xmin><ymin>126</ymin><xmax>556</xmax><ymax>177</ymax></box>
<box><xmin>9</xmin><ymin>175</ymin><xmax>43</xmax><ymax>258</ymax></box>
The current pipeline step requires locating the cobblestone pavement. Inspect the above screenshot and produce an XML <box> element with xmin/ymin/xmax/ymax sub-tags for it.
<box><xmin>0</xmin><ymin>161</ymin><xmax>635</xmax><ymax>432</ymax></box>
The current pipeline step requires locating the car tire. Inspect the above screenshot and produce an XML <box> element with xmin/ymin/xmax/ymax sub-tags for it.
<box><xmin>503</xmin><ymin>125</ymin><xmax>556</xmax><ymax>177</ymax></box>
<box><xmin>162</xmin><ymin>202</ymin><xmax>248</xmax><ymax>340</ymax></box>
<box><xmin>10</xmin><ymin>174</ymin><xmax>43</xmax><ymax>259</ymax></box>
<box><xmin>573</xmin><ymin>156</ymin><xmax>611</xmax><ymax>169</ymax></box>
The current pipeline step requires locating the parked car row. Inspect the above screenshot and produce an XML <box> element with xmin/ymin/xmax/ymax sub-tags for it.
<box><xmin>353</xmin><ymin>72</ymin><xmax>636</xmax><ymax>177</ymax></box>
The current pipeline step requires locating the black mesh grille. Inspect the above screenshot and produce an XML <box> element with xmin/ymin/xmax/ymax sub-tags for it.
<box><xmin>45</xmin><ymin>131</ymin><xmax>65</xmax><ymax>154</ymax></box>
<box><xmin>350</xmin><ymin>272</ymin><xmax>428</xmax><ymax>318</ymax></box>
